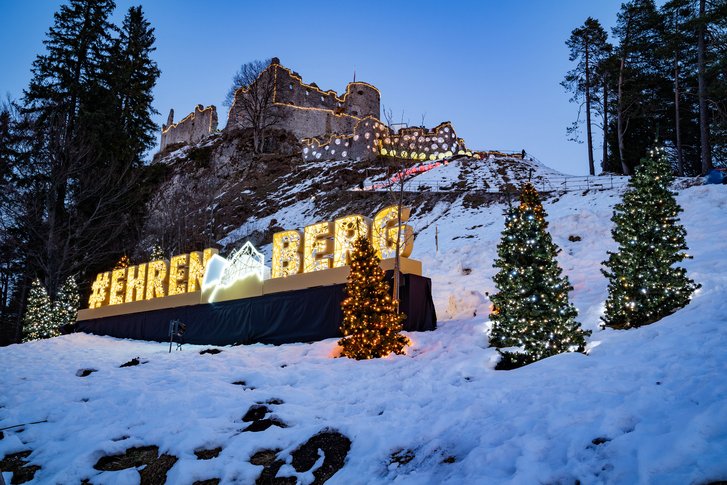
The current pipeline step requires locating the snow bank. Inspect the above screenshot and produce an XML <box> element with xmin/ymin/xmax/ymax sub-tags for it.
<box><xmin>2</xmin><ymin>185</ymin><xmax>726</xmax><ymax>484</ymax></box>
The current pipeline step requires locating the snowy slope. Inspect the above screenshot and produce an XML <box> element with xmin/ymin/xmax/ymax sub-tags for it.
<box><xmin>2</xmin><ymin>184</ymin><xmax>727</xmax><ymax>484</ymax></box>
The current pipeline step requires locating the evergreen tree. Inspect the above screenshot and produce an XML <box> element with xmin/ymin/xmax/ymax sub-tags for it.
<box><xmin>602</xmin><ymin>148</ymin><xmax>699</xmax><ymax>329</ymax></box>
<box><xmin>562</xmin><ymin>17</ymin><xmax>612</xmax><ymax>176</ymax></box>
<box><xmin>489</xmin><ymin>184</ymin><xmax>590</xmax><ymax>369</ymax></box>
<box><xmin>22</xmin><ymin>276</ymin><xmax>79</xmax><ymax>342</ymax></box>
<box><xmin>105</xmin><ymin>5</ymin><xmax>160</xmax><ymax>163</ymax></box>
<box><xmin>22</xmin><ymin>279</ymin><xmax>56</xmax><ymax>341</ymax></box>
<box><xmin>338</xmin><ymin>236</ymin><xmax>409</xmax><ymax>360</ymax></box>
<box><xmin>149</xmin><ymin>243</ymin><xmax>165</xmax><ymax>261</ymax></box>
<box><xmin>55</xmin><ymin>275</ymin><xmax>80</xmax><ymax>329</ymax></box>
<box><xmin>612</xmin><ymin>0</ymin><xmax>667</xmax><ymax>174</ymax></box>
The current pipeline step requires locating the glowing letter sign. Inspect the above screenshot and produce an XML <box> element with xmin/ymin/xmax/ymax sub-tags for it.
<box><xmin>272</xmin><ymin>206</ymin><xmax>414</xmax><ymax>278</ymax></box>
<box><xmin>88</xmin><ymin>248</ymin><xmax>218</xmax><ymax>309</ymax></box>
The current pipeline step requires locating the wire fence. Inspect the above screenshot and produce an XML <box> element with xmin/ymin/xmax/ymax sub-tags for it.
<box><xmin>357</xmin><ymin>174</ymin><xmax>630</xmax><ymax>194</ymax></box>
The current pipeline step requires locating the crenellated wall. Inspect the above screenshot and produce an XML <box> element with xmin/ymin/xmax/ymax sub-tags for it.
<box><xmin>302</xmin><ymin>119</ymin><xmax>468</xmax><ymax>163</ymax></box>
<box><xmin>227</xmin><ymin>59</ymin><xmax>380</xmax><ymax>141</ymax></box>
<box><xmin>160</xmin><ymin>104</ymin><xmax>218</xmax><ymax>151</ymax></box>
<box><xmin>379</xmin><ymin>122</ymin><xmax>467</xmax><ymax>161</ymax></box>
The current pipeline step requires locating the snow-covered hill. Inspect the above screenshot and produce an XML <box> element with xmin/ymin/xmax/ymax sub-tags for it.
<box><xmin>2</xmin><ymin>181</ymin><xmax>726</xmax><ymax>484</ymax></box>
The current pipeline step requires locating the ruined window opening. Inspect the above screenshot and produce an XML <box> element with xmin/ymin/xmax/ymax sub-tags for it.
<box><xmin>357</xmin><ymin>90</ymin><xmax>364</xmax><ymax>95</ymax></box>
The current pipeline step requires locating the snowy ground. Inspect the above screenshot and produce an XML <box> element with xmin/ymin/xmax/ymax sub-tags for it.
<box><xmin>2</xmin><ymin>184</ymin><xmax>727</xmax><ymax>484</ymax></box>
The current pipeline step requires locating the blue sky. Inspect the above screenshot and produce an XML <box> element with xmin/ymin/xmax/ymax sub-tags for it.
<box><xmin>0</xmin><ymin>0</ymin><xmax>626</xmax><ymax>175</ymax></box>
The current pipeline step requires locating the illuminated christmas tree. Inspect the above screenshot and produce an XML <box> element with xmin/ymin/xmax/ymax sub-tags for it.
<box><xmin>114</xmin><ymin>255</ymin><xmax>130</xmax><ymax>269</ymax></box>
<box><xmin>23</xmin><ymin>276</ymin><xmax>80</xmax><ymax>342</ymax></box>
<box><xmin>22</xmin><ymin>279</ymin><xmax>55</xmax><ymax>342</ymax></box>
<box><xmin>150</xmin><ymin>243</ymin><xmax>165</xmax><ymax>261</ymax></box>
<box><xmin>602</xmin><ymin>149</ymin><xmax>699</xmax><ymax>329</ymax></box>
<box><xmin>338</xmin><ymin>235</ymin><xmax>409</xmax><ymax>359</ymax></box>
<box><xmin>55</xmin><ymin>276</ymin><xmax>80</xmax><ymax>329</ymax></box>
<box><xmin>489</xmin><ymin>183</ymin><xmax>590</xmax><ymax>368</ymax></box>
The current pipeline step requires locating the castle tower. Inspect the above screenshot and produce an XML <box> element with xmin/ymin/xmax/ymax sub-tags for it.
<box><xmin>343</xmin><ymin>83</ymin><xmax>380</xmax><ymax>119</ymax></box>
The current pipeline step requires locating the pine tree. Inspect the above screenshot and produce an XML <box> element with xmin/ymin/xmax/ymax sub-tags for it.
<box><xmin>489</xmin><ymin>183</ymin><xmax>590</xmax><ymax>368</ymax></box>
<box><xmin>338</xmin><ymin>236</ymin><xmax>409</xmax><ymax>360</ymax></box>
<box><xmin>55</xmin><ymin>275</ymin><xmax>80</xmax><ymax>329</ymax></box>
<box><xmin>106</xmin><ymin>5</ymin><xmax>160</xmax><ymax>163</ymax></box>
<box><xmin>562</xmin><ymin>17</ymin><xmax>612</xmax><ymax>176</ymax></box>
<box><xmin>23</xmin><ymin>279</ymin><xmax>55</xmax><ymax>342</ymax></box>
<box><xmin>150</xmin><ymin>243</ymin><xmax>165</xmax><ymax>261</ymax></box>
<box><xmin>602</xmin><ymin>148</ymin><xmax>699</xmax><ymax>329</ymax></box>
<box><xmin>23</xmin><ymin>276</ymin><xmax>80</xmax><ymax>342</ymax></box>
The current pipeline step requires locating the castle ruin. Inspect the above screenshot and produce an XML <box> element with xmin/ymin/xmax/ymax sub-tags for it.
<box><xmin>160</xmin><ymin>104</ymin><xmax>218</xmax><ymax>151</ymax></box>
<box><xmin>159</xmin><ymin>58</ymin><xmax>468</xmax><ymax>162</ymax></box>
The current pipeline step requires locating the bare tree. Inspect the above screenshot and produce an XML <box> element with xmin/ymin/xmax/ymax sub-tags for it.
<box><xmin>225</xmin><ymin>59</ymin><xmax>280</xmax><ymax>154</ymax></box>
<box><xmin>11</xmin><ymin>117</ymin><xmax>143</xmax><ymax>296</ymax></box>
<box><xmin>381</xmin><ymin>111</ymin><xmax>417</xmax><ymax>313</ymax></box>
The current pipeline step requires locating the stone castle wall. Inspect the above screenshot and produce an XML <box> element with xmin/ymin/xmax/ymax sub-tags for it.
<box><xmin>380</xmin><ymin>122</ymin><xmax>466</xmax><ymax>161</ymax></box>
<box><xmin>159</xmin><ymin>60</ymin><xmax>467</xmax><ymax>163</ymax></box>
<box><xmin>303</xmin><ymin>119</ymin><xmax>468</xmax><ymax>163</ymax></box>
<box><xmin>161</xmin><ymin>104</ymin><xmax>218</xmax><ymax>151</ymax></box>
<box><xmin>302</xmin><ymin>116</ymin><xmax>382</xmax><ymax>162</ymax></box>
<box><xmin>226</xmin><ymin>60</ymin><xmax>380</xmax><ymax>141</ymax></box>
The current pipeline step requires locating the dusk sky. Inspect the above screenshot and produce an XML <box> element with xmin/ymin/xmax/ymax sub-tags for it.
<box><xmin>1</xmin><ymin>0</ymin><xmax>629</xmax><ymax>175</ymax></box>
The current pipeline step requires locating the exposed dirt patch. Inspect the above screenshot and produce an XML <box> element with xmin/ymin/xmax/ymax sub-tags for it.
<box><xmin>231</xmin><ymin>380</ymin><xmax>255</xmax><ymax>390</ymax></box>
<box><xmin>93</xmin><ymin>445</ymin><xmax>177</xmax><ymax>485</ymax></box>
<box><xmin>120</xmin><ymin>357</ymin><xmax>147</xmax><ymax>367</ymax></box>
<box><xmin>250</xmin><ymin>448</ymin><xmax>294</xmax><ymax>485</ymax></box>
<box><xmin>76</xmin><ymin>368</ymin><xmax>97</xmax><ymax>377</ymax></box>
<box><xmin>194</xmin><ymin>447</ymin><xmax>222</xmax><ymax>460</ymax></box>
<box><xmin>243</xmin><ymin>417</ymin><xmax>288</xmax><ymax>433</ymax></box>
<box><xmin>390</xmin><ymin>448</ymin><xmax>415</xmax><ymax>466</ymax></box>
<box><xmin>290</xmin><ymin>431</ymin><xmax>352</xmax><ymax>484</ymax></box>
<box><xmin>0</xmin><ymin>450</ymin><xmax>40</xmax><ymax>484</ymax></box>
<box><xmin>243</xmin><ymin>404</ymin><xmax>270</xmax><ymax>422</ymax></box>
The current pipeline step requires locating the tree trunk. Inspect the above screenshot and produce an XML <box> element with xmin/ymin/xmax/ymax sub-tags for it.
<box><xmin>585</xmin><ymin>43</ymin><xmax>595</xmax><ymax>176</ymax></box>
<box><xmin>617</xmin><ymin>56</ymin><xmax>630</xmax><ymax>175</ymax></box>
<box><xmin>602</xmin><ymin>75</ymin><xmax>609</xmax><ymax>173</ymax></box>
<box><xmin>674</xmin><ymin>51</ymin><xmax>685</xmax><ymax>176</ymax></box>
<box><xmin>393</xmin><ymin>165</ymin><xmax>404</xmax><ymax>313</ymax></box>
<box><xmin>697</xmin><ymin>0</ymin><xmax>712</xmax><ymax>174</ymax></box>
